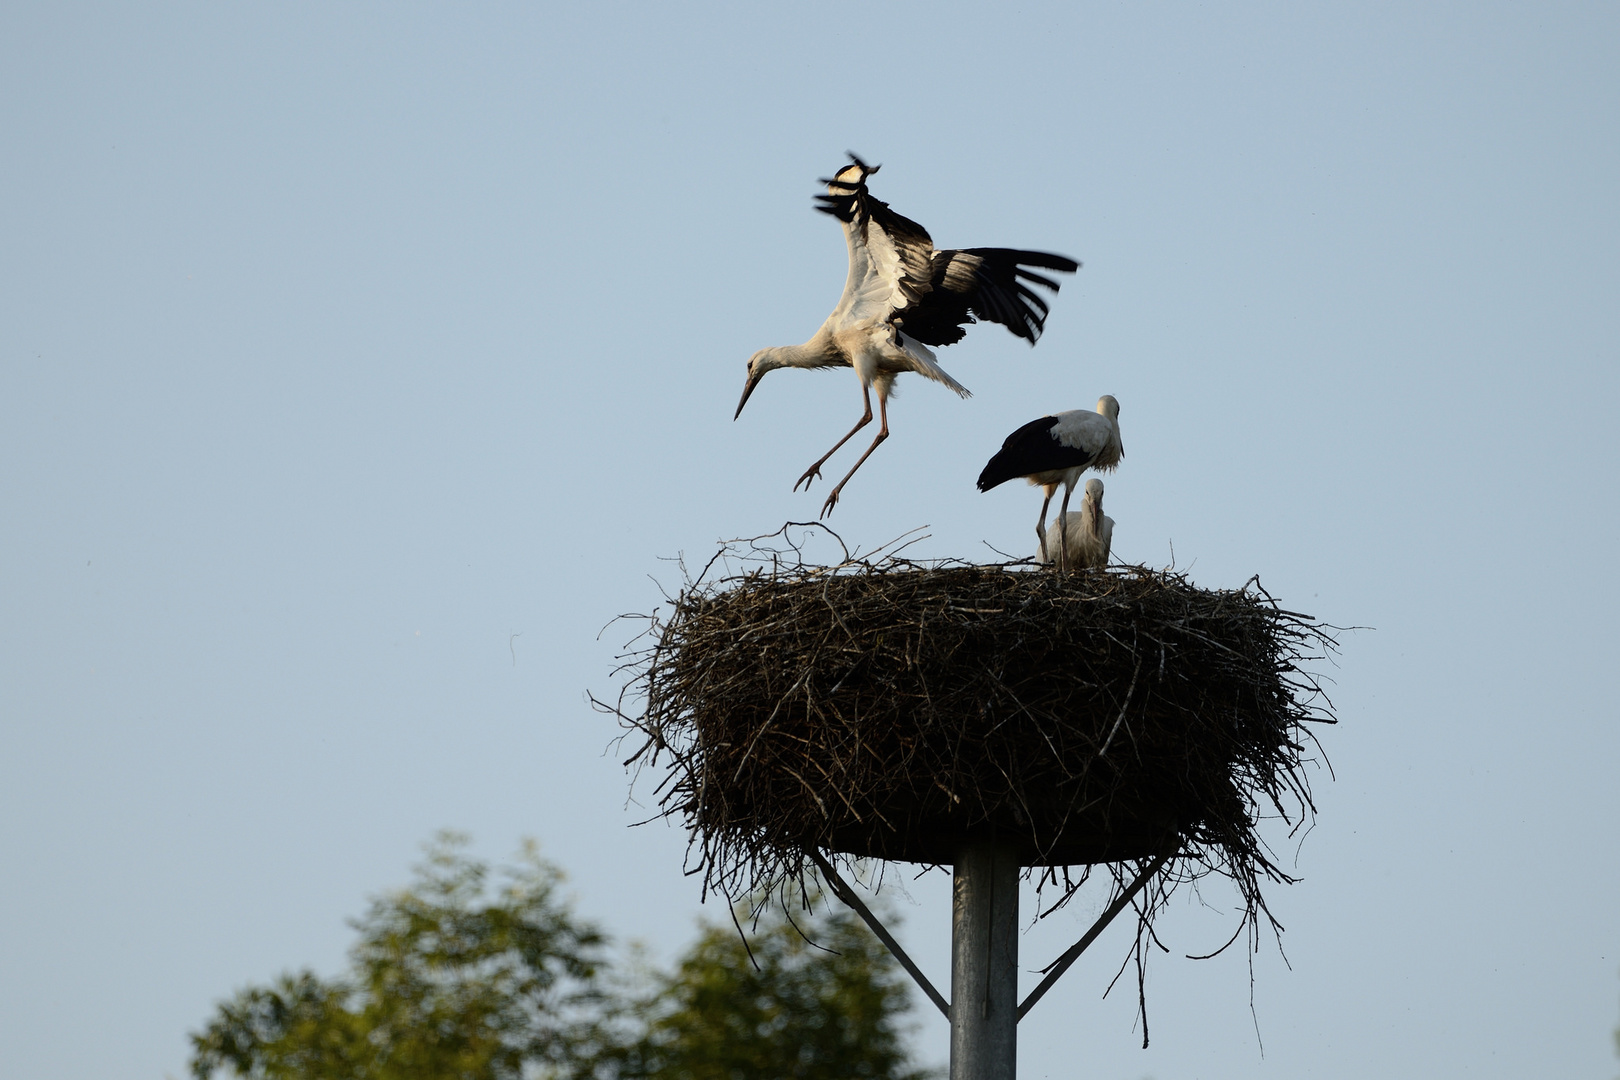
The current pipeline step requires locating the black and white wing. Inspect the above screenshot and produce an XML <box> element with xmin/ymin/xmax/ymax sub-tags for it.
<box><xmin>976</xmin><ymin>413</ymin><xmax>1101</xmax><ymax>491</ymax></box>
<box><xmin>813</xmin><ymin>154</ymin><xmax>1080</xmax><ymax>347</ymax></box>
<box><xmin>902</xmin><ymin>246</ymin><xmax>1080</xmax><ymax>346</ymax></box>
<box><xmin>814</xmin><ymin>155</ymin><xmax>939</xmax><ymax>329</ymax></box>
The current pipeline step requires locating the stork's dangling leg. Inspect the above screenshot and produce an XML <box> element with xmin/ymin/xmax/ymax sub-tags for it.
<box><xmin>820</xmin><ymin>391</ymin><xmax>891</xmax><ymax>517</ymax></box>
<box><xmin>1035</xmin><ymin>488</ymin><xmax>1054</xmax><ymax>562</ymax></box>
<box><xmin>1055</xmin><ymin>481</ymin><xmax>1076</xmax><ymax>574</ymax></box>
<box><xmin>795</xmin><ymin>387</ymin><xmax>874</xmax><ymax>493</ymax></box>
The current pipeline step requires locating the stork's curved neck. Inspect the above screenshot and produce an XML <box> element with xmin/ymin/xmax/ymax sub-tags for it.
<box><xmin>767</xmin><ymin>327</ymin><xmax>840</xmax><ymax>371</ymax></box>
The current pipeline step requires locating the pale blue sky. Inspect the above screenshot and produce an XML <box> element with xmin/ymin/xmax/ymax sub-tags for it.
<box><xmin>2</xmin><ymin>3</ymin><xmax>1617</xmax><ymax>1078</ymax></box>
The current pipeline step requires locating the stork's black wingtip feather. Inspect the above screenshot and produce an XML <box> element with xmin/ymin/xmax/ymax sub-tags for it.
<box><xmin>976</xmin><ymin>462</ymin><xmax>1011</xmax><ymax>491</ymax></box>
<box><xmin>845</xmin><ymin>151</ymin><xmax>878</xmax><ymax>174</ymax></box>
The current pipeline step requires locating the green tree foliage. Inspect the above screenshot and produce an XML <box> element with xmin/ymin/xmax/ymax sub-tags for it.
<box><xmin>190</xmin><ymin>833</ymin><xmax>608</xmax><ymax>1080</ymax></box>
<box><xmin>190</xmin><ymin>838</ymin><xmax>931</xmax><ymax>1080</ymax></box>
<box><xmin>583</xmin><ymin>898</ymin><xmax>933</xmax><ymax>1080</ymax></box>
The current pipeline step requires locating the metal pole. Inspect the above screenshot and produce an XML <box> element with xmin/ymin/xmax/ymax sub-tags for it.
<box><xmin>950</xmin><ymin>837</ymin><xmax>1019</xmax><ymax>1080</ymax></box>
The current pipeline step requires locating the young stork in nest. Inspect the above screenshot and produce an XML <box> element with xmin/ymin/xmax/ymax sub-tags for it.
<box><xmin>734</xmin><ymin>154</ymin><xmax>1079</xmax><ymax>516</ymax></box>
<box><xmin>977</xmin><ymin>396</ymin><xmax>1123</xmax><ymax>573</ymax></box>
<box><xmin>1036</xmin><ymin>478</ymin><xmax>1114</xmax><ymax>570</ymax></box>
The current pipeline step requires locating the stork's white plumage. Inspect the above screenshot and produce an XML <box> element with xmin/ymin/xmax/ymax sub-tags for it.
<box><xmin>735</xmin><ymin>154</ymin><xmax>1080</xmax><ymax>516</ymax></box>
<box><xmin>977</xmin><ymin>396</ymin><xmax>1122</xmax><ymax>572</ymax></box>
<box><xmin>1036</xmin><ymin>478</ymin><xmax>1114</xmax><ymax>570</ymax></box>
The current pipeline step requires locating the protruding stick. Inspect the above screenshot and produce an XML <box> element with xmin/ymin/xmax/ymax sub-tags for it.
<box><xmin>1016</xmin><ymin>843</ymin><xmax>1177</xmax><ymax>1022</ymax></box>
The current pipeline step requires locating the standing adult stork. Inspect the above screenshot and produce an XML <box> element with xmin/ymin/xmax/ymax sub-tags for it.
<box><xmin>977</xmin><ymin>396</ymin><xmax>1122</xmax><ymax>572</ymax></box>
<box><xmin>734</xmin><ymin>154</ymin><xmax>1079</xmax><ymax>516</ymax></box>
<box><xmin>1036</xmin><ymin>478</ymin><xmax>1114</xmax><ymax>570</ymax></box>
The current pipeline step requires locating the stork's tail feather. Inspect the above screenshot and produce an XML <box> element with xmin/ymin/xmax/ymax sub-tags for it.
<box><xmin>894</xmin><ymin>332</ymin><xmax>971</xmax><ymax>398</ymax></box>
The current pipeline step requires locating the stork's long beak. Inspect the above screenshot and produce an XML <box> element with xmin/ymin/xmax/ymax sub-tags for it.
<box><xmin>734</xmin><ymin>370</ymin><xmax>762</xmax><ymax>419</ymax></box>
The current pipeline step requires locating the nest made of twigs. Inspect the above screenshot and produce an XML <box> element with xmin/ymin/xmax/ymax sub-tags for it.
<box><xmin>599</xmin><ymin>527</ymin><xmax>1337</xmax><ymax>927</ymax></box>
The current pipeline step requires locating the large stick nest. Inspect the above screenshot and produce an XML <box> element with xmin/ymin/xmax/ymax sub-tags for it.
<box><xmin>600</xmin><ymin>527</ymin><xmax>1337</xmax><ymax>932</ymax></box>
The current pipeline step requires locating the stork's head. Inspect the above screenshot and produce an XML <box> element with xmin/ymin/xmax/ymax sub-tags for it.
<box><xmin>1096</xmin><ymin>395</ymin><xmax>1120</xmax><ymax>422</ymax></box>
<box><xmin>735</xmin><ymin>348</ymin><xmax>783</xmax><ymax>419</ymax></box>
<box><xmin>1080</xmin><ymin>479</ymin><xmax>1107</xmax><ymax>543</ymax></box>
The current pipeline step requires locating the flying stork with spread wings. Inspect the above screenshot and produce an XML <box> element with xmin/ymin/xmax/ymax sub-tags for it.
<box><xmin>734</xmin><ymin>154</ymin><xmax>1079</xmax><ymax>516</ymax></box>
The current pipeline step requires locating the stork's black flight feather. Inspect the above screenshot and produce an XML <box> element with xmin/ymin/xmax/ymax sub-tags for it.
<box><xmin>813</xmin><ymin>154</ymin><xmax>1079</xmax><ymax>347</ymax></box>
<box><xmin>977</xmin><ymin>416</ymin><xmax>1097</xmax><ymax>491</ymax></box>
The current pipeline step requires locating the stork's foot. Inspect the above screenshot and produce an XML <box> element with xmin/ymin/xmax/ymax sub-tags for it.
<box><xmin>819</xmin><ymin>487</ymin><xmax>843</xmax><ymax>517</ymax></box>
<box><xmin>794</xmin><ymin>464</ymin><xmax>823</xmax><ymax>492</ymax></box>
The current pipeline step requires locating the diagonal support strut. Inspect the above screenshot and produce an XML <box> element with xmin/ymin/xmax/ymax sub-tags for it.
<box><xmin>810</xmin><ymin>849</ymin><xmax>951</xmax><ymax>1019</ymax></box>
<box><xmin>1017</xmin><ymin>842</ymin><xmax>1179</xmax><ymax>1022</ymax></box>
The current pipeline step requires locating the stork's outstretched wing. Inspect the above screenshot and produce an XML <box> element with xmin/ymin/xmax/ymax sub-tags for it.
<box><xmin>813</xmin><ymin>154</ymin><xmax>1079</xmax><ymax>346</ymax></box>
<box><xmin>815</xmin><ymin>155</ymin><xmax>937</xmax><ymax>328</ymax></box>
<box><xmin>905</xmin><ymin>246</ymin><xmax>1080</xmax><ymax>346</ymax></box>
